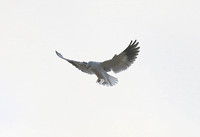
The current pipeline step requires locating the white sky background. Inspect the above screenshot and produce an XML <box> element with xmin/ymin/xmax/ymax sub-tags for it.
<box><xmin>0</xmin><ymin>0</ymin><xmax>200</xmax><ymax>136</ymax></box>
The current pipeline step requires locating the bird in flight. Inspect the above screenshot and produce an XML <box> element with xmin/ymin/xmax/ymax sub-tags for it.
<box><xmin>55</xmin><ymin>40</ymin><xmax>140</xmax><ymax>86</ymax></box>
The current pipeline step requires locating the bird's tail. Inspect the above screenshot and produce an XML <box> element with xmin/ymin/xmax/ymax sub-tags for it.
<box><xmin>105</xmin><ymin>73</ymin><xmax>118</xmax><ymax>86</ymax></box>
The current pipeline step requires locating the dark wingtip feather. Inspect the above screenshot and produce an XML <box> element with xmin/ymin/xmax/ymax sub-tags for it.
<box><xmin>55</xmin><ymin>50</ymin><xmax>62</xmax><ymax>57</ymax></box>
<box><xmin>124</xmin><ymin>40</ymin><xmax>140</xmax><ymax>62</ymax></box>
<box><xmin>55</xmin><ymin>50</ymin><xmax>59</xmax><ymax>55</ymax></box>
<box><xmin>55</xmin><ymin>50</ymin><xmax>66</xmax><ymax>60</ymax></box>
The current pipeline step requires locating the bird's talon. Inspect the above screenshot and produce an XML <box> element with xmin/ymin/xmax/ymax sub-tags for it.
<box><xmin>102</xmin><ymin>81</ymin><xmax>108</xmax><ymax>85</ymax></box>
<box><xmin>97</xmin><ymin>79</ymin><xmax>101</xmax><ymax>83</ymax></box>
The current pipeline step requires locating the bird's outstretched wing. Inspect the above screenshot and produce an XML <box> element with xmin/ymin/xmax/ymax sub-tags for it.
<box><xmin>55</xmin><ymin>51</ymin><xmax>93</xmax><ymax>75</ymax></box>
<box><xmin>101</xmin><ymin>40</ymin><xmax>140</xmax><ymax>73</ymax></box>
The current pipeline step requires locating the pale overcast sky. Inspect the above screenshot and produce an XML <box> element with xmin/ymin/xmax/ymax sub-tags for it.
<box><xmin>0</xmin><ymin>0</ymin><xmax>200</xmax><ymax>137</ymax></box>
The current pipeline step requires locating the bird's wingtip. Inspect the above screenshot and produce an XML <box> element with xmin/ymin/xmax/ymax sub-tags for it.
<box><xmin>55</xmin><ymin>50</ymin><xmax>63</xmax><ymax>58</ymax></box>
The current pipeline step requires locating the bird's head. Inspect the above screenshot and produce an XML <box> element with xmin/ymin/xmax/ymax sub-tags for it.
<box><xmin>86</xmin><ymin>61</ymin><xmax>93</xmax><ymax>69</ymax></box>
<box><xmin>86</xmin><ymin>61</ymin><xmax>97</xmax><ymax>69</ymax></box>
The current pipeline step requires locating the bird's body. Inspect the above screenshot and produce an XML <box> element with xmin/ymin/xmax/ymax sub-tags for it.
<box><xmin>56</xmin><ymin>40</ymin><xmax>140</xmax><ymax>86</ymax></box>
<box><xmin>86</xmin><ymin>61</ymin><xmax>118</xmax><ymax>86</ymax></box>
